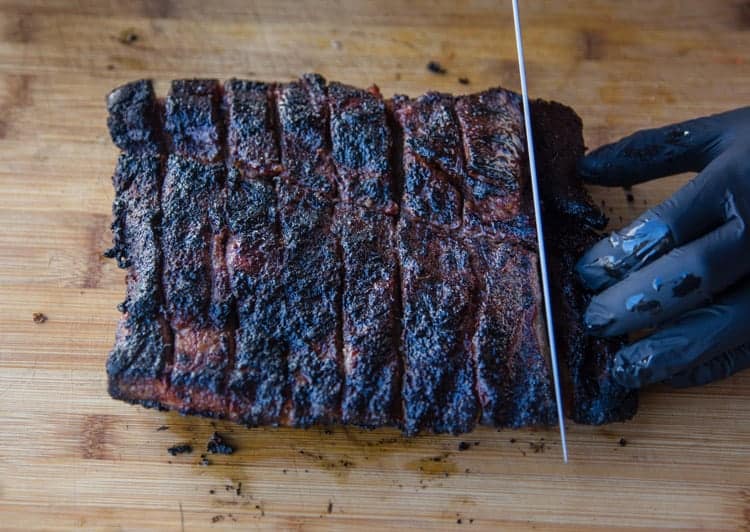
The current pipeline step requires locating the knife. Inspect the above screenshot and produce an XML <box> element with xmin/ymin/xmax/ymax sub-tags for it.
<box><xmin>511</xmin><ymin>0</ymin><xmax>569</xmax><ymax>463</ymax></box>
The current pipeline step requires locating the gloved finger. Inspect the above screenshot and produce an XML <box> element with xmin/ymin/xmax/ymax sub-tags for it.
<box><xmin>584</xmin><ymin>213</ymin><xmax>750</xmax><ymax>337</ymax></box>
<box><xmin>667</xmin><ymin>342</ymin><xmax>750</xmax><ymax>388</ymax></box>
<box><xmin>611</xmin><ymin>278</ymin><xmax>750</xmax><ymax>389</ymax></box>
<box><xmin>578</xmin><ymin>111</ymin><xmax>729</xmax><ymax>187</ymax></box>
<box><xmin>576</xmin><ymin>152</ymin><xmax>742</xmax><ymax>292</ymax></box>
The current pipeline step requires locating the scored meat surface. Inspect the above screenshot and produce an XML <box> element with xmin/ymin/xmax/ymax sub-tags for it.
<box><xmin>105</xmin><ymin>75</ymin><xmax>637</xmax><ymax>434</ymax></box>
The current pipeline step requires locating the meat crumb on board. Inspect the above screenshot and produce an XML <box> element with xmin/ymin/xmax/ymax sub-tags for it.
<box><xmin>207</xmin><ymin>432</ymin><xmax>234</xmax><ymax>454</ymax></box>
<box><xmin>427</xmin><ymin>61</ymin><xmax>447</xmax><ymax>74</ymax></box>
<box><xmin>167</xmin><ymin>444</ymin><xmax>192</xmax><ymax>456</ymax></box>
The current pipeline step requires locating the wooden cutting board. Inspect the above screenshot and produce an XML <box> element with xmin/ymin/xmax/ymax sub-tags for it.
<box><xmin>1</xmin><ymin>1</ymin><xmax>749</xmax><ymax>530</ymax></box>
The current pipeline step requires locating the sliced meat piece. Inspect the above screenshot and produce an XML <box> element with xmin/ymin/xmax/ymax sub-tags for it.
<box><xmin>328</xmin><ymin>81</ymin><xmax>400</xmax><ymax>427</ymax></box>
<box><xmin>455</xmin><ymin>89</ymin><xmax>534</xmax><ymax>243</ymax></box>
<box><xmin>106</xmin><ymin>153</ymin><xmax>173</xmax><ymax>406</ymax></box>
<box><xmin>328</xmin><ymin>82</ymin><xmax>397</xmax><ymax>214</ymax></box>
<box><xmin>455</xmin><ymin>89</ymin><xmax>525</xmax><ymax>190</ymax></box>
<box><xmin>392</xmin><ymin>92</ymin><xmax>464</xmax><ymax>177</ymax></box>
<box><xmin>275</xmin><ymin>74</ymin><xmax>343</xmax><ymax>426</ymax></box>
<box><xmin>165</xmin><ymin>79</ymin><xmax>223</xmax><ymax>163</ymax></box>
<box><xmin>392</xmin><ymin>93</ymin><xmax>463</xmax><ymax>228</ymax></box>
<box><xmin>276</xmin><ymin>74</ymin><xmax>337</xmax><ymax>196</ymax></box>
<box><xmin>468</xmin><ymin>237</ymin><xmax>556</xmax><ymax>427</ymax></box>
<box><xmin>224</xmin><ymin>79</ymin><xmax>282</xmax><ymax>177</ymax></box>
<box><xmin>106</xmin><ymin>79</ymin><xmax>162</xmax><ymax>154</ymax></box>
<box><xmin>398</xmin><ymin>219</ymin><xmax>478</xmax><ymax>434</ymax></box>
<box><xmin>225</xmin><ymin>169</ymin><xmax>287</xmax><ymax>425</ymax></box>
<box><xmin>336</xmin><ymin>205</ymin><xmax>400</xmax><ymax>427</ymax></box>
<box><xmin>161</xmin><ymin>155</ymin><xmax>231</xmax><ymax>416</ymax></box>
<box><xmin>277</xmin><ymin>176</ymin><xmax>342</xmax><ymax>427</ymax></box>
<box><xmin>531</xmin><ymin>99</ymin><xmax>637</xmax><ymax>424</ymax></box>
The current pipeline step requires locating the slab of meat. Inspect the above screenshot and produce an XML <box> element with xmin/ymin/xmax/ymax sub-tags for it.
<box><xmin>531</xmin><ymin>100</ymin><xmax>638</xmax><ymax>424</ymax></box>
<box><xmin>468</xmin><ymin>237</ymin><xmax>555</xmax><ymax>427</ymax></box>
<box><xmin>160</xmin><ymin>80</ymin><xmax>233</xmax><ymax>416</ymax></box>
<box><xmin>328</xmin><ymin>82</ymin><xmax>400</xmax><ymax>427</ymax></box>
<box><xmin>275</xmin><ymin>75</ymin><xmax>343</xmax><ymax>426</ymax></box>
<box><xmin>104</xmin><ymin>75</ymin><xmax>637</xmax><ymax>434</ymax></box>
<box><xmin>105</xmin><ymin>152</ymin><xmax>172</xmax><ymax>407</ymax></box>
<box><xmin>398</xmin><ymin>219</ymin><xmax>478</xmax><ymax>434</ymax></box>
<box><xmin>223</xmin><ymin>80</ymin><xmax>287</xmax><ymax>426</ymax></box>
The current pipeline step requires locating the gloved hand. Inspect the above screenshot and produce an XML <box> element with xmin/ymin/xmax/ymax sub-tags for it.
<box><xmin>575</xmin><ymin>107</ymin><xmax>750</xmax><ymax>390</ymax></box>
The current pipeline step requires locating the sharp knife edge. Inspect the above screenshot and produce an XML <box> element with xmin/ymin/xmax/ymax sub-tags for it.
<box><xmin>511</xmin><ymin>0</ymin><xmax>569</xmax><ymax>463</ymax></box>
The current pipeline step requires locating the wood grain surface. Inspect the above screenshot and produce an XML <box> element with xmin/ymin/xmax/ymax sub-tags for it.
<box><xmin>1</xmin><ymin>1</ymin><xmax>749</xmax><ymax>530</ymax></box>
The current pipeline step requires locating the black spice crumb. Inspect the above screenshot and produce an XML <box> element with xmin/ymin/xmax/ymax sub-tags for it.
<box><xmin>427</xmin><ymin>61</ymin><xmax>447</xmax><ymax>74</ymax></box>
<box><xmin>167</xmin><ymin>444</ymin><xmax>192</xmax><ymax>456</ymax></box>
<box><xmin>327</xmin><ymin>501</ymin><xmax>333</xmax><ymax>514</ymax></box>
<box><xmin>118</xmin><ymin>28</ymin><xmax>138</xmax><ymax>45</ymax></box>
<box><xmin>458</xmin><ymin>441</ymin><xmax>471</xmax><ymax>451</ymax></box>
<box><xmin>211</xmin><ymin>515</ymin><xmax>224</xmax><ymax>523</ymax></box>
<box><xmin>200</xmin><ymin>454</ymin><xmax>210</xmax><ymax>466</ymax></box>
<box><xmin>458</xmin><ymin>77</ymin><xmax>470</xmax><ymax>85</ymax></box>
<box><xmin>32</xmin><ymin>312</ymin><xmax>47</xmax><ymax>324</ymax></box>
<box><xmin>470</xmin><ymin>518</ymin><xmax>474</xmax><ymax>523</ymax></box>
<box><xmin>457</xmin><ymin>518</ymin><xmax>463</xmax><ymax>524</ymax></box>
<box><xmin>209</xmin><ymin>489</ymin><xmax>215</xmax><ymax>495</ymax></box>
<box><xmin>282</xmin><ymin>469</ymin><xmax>287</xmax><ymax>474</ymax></box>
<box><xmin>619</xmin><ymin>437</ymin><xmax>627</xmax><ymax>447</ymax></box>
<box><xmin>626</xmin><ymin>193</ymin><xmax>635</xmax><ymax>203</ymax></box>
<box><xmin>509</xmin><ymin>438</ymin><xmax>516</xmax><ymax>444</ymax></box>
<box><xmin>156</xmin><ymin>425</ymin><xmax>169</xmax><ymax>431</ymax></box>
<box><xmin>207</xmin><ymin>432</ymin><xmax>234</xmax><ymax>455</ymax></box>
<box><xmin>529</xmin><ymin>441</ymin><xmax>546</xmax><ymax>454</ymax></box>
<box><xmin>106</xmin><ymin>64</ymin><xmax>115</xmax><ymax>71</ymax></box>
<box><xmin>236</xmin><ymin>482</ymin><xmax>242</xmax><ymax>496</ymax></box>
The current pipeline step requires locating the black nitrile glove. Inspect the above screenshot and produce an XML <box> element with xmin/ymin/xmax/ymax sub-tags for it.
<box><xmin>575</xmin><ymin>107</ymin><xmax>750</xmax><ymax>390</ymax></box>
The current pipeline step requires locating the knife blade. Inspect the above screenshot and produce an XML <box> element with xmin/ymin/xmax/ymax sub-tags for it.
<box><xmin>511</xmin><ymin>0</ymin><xmax>569</xmax><ymax>463</ymax></box>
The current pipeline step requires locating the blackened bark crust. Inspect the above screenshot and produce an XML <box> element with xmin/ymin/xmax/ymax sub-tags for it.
<box><xmin>104</xmin><ymin>75</ymin><xmax>636</xmax><ymax>433</ymax></box>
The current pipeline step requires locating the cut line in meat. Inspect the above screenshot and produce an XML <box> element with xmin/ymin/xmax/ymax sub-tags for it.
<box><xmin>104</xmin><ymin>75</ymin><xmax>637</xmax><ymax>434</ymax></box>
